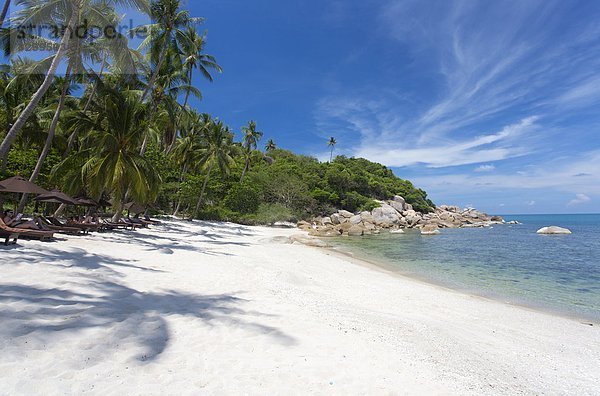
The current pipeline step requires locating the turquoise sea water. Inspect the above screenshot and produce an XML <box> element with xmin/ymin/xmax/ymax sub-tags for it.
<box><xmin>328</xmin><ymin>214</ymin><xmax>600</xmax><ymax>322</ymax></box>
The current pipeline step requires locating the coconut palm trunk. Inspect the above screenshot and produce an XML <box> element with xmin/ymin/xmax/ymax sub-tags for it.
<box><xmin>172</xmin><ymin>164</ymin><xmax>188</xmax><ymax>216</ymax></box>
<box><xmin>112</xmin><ymin>199</ymin><xmax>125</xmax><ymax>223</ymax></box>
<box><xmin>182</xmin><ymin>66</ymin><xmax>193</xmax><ymax>108</ymax></box>
<box><xmin>0</xmin><ymin>9</ymin><xmax>78</xmax><ymax>163</ymax></box>
<box><xmin>0</xmin><ymin>0</ymin><xmax>10</xmax><ymax>27</ymax></box>
<box><xmin>17</xmin><ymin>66</ymin><xmax>72</xmax><ymax>213</ymax></box>
<box><xmin>240</xmin><ymin>157</ymin><xmax>250</xmax><ymax>183</ymax></box>
<box><xmin>64</xmin><ymin>51</ymin><xmax>107</xmax><ymax>157</ymax></box>
<box><xmin>141</xmin><ymin>40</ymin><xmax>169</xmax><ymax>103</ymax></box>
<box><xmin>139</xmin><ymin>42</ymin><xmax>169</xmax><ymax>154</ymax></box>
<box><xmin>193</xmin><ymin>161</ymin><xmax>214</xmax><ymax>218</ymax></box>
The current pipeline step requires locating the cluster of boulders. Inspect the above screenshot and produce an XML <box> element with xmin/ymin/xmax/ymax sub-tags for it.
<box><xmin>298</xmin><ymin>196</ymin><xmax>505</xmax><ymax>237</ymax></box>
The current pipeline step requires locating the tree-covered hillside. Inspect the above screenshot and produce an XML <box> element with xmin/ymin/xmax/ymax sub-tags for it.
<box><xmin>160</xmin><ymin>148</ymin><xmax>435</xmax><ymax>224</ymax></box>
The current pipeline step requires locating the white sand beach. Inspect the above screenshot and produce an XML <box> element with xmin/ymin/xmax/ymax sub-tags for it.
<box><xmin>1</xmin><ymin>220</ymin><xmax>599</xmax><ymax>395</ymax></box>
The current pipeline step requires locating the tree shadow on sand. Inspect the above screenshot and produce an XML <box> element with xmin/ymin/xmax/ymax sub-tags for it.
<box><xmin>86</xmin><ymin>220</ymin><xmax>257</xmax><ymax>255</ymax></box>
<box><xmin>0</xmin><ymin>275</ymin><xmax>296</xmax><ymax>363</ymax></box>
<box><xmin>0</xmin><ymin>220</ymin><xmax>295</xmax><ymax>363</ymax></box>
<box><xmin>2</xmin><ymin>245</ymin><xmax>164</xmax><ymax>277</ymax></box>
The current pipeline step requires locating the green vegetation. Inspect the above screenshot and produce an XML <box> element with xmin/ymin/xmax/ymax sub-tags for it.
<box><xmin>0</xmin><ymin>0</ymin><xmax>434</xmax><ymax>223</ymax></box>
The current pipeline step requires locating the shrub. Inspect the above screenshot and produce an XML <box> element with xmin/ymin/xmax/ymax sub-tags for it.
<box><xmin>224</xmin><ymin>184</ymin><xmax>261</xmax><ymax>214</ymax></box>
<box><xmin>341</xmin><ymin>191</ymin><xmax>369</xmax><ymax>213</ymax></box>
<box><xmin>251</xmin><ymin>203</ymin><xmax>296</xmax><ymax>224</ymax></box>
<box><xmin>359</xmin><ymin>199</ymin><xmax>380</xmax><ymax>212</ymax></box>
<box><xmin>310</xmin><ymin>188</ymin><xmax>331</xmax><ymax>203</ymax></box>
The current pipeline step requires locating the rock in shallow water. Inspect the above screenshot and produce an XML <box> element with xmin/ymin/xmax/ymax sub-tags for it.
<box><xmin>536</xmin><ymin>226</ymin><xmax>572</xmax><ymax>235</ymax></box>
<box><xmin>348</xmin><ymin>225</ymin><xmax>366</xmax><ymax>236</ymax></box>
<box><xmin>421</xmin><ymin>224</ymin><xmax>441</xmax><ymax>235</ymax></box>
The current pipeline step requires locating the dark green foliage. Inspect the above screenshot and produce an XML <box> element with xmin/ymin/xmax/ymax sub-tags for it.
<box><xmin>224</xmin><ymin>184</ymin><xmax>260</xmax><ymax>214</ymax></box>
<box><xmin>240</xmin><ymin>150</ymin><xmax>435</xmax><ymax>216</ymax></box>
<box><xmin>252</xmin><ymin>203</ymin><xmax>296</xmax><ymax>224</ymax></box>
<box><xmin>4</xmin><ymin>147</ymin><xmax>61</xmax><ymax>188</ymax></box>
<box><xmin>183</xmin><ymin>149</ymin><xmax>434</xmax><ymax>223</ymax></box>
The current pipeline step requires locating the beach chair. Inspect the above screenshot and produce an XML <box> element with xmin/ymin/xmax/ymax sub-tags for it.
<box><xmin>0</xmin><ymin>218</ymin><xmax>54</xmax><ymax>241</ymax></box>
<box><xmin>68</xmin><ymin>220</ymin><xmax>101</xmax><ymax>233</ymax></box>
<box><xmin>143</xmin><ymin>215</ymin><xmax>162</xmax><ymax>225</ymax></box>
<box><xmin>101</xmin><ymin>218</ymin><xmax>135</xmax><ymax>230</ymax></box>
<box><xmin>127</xmin><ymin>216</ymin><xmax>150</xmax><ymax>228</ymax></box>
<box><xmin>40</xmin><ymin>216</ymin><xmax>85</xmax><ymax>235</ymax></box>
<box><xmin>0</xmin><ymin>228</ymin><xmax>20</xmax><ymax>245</ymax></box>
<box><xmin>48</xmin><ymin>217</ymin><xmax>97</xmax><ymax>233</ymax></box>
<box><xmin>120</xmin><ymin>218</ymin><xmax>142</xmax><ymax>230</ymax></box>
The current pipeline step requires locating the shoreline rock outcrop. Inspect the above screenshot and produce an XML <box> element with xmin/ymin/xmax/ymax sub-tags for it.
<box><xmin>299</xmin><ymin>196</ymin><xmax>504</xmax><ymax>237</ymax></box>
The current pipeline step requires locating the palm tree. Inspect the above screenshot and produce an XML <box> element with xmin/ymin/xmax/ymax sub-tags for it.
<box><xmin>0</xmin><ymin>0</ymin><xmax>149</xmax><ymax>164</ymax></box>
<box><xmin>265</xmin><ymin>139</ymin><xmax>276</xmax><ymax>152</ymax></box>
<box><xmin>136</xmin><ymin>0</ymin><xmax>202</xmax><ymax>103</ymax></box>
<box><xmin>56</xmin><ymin>84</ymin><xmax>160</xmax><ymax>221</ymax></box>
<box><xmin>180</xmin><ymin>27</ymin><xmax>221</xmax><ymax>107</ymax></box>
<box><xmin>328</xmin><ymin>136</ymin><xmax>337</xmax><ymax>163</ymax></box>
<box><xmin>193</xmin><ymin>120</ymin><xmax>235</xmax><ymax>218</ymax></box>
<box><xmin>14</xmin><ymin>2</ymin><xmax>142</xmax><ymax>211</ymax></box>
<box><xmin>169</xmin><ymin>111</ymin><xmax>210</xmax><ymax>216</ymax></box>
<box><xmin>239</xmin><ymin>120</ymin><xmax>263</xmax><ymax>182</ymax></box>
<box><xmin>0</xmin><ymin>57</ymin><xmax>48</xmax><ymax>170</ymax></box>
<box><xmin>17</xmin><ymin>69</ymin><xmax>73</xmax><ymax>213</ymax></box>
<box><xmin>135</xmin><ymin>1</ymin><xmax>202</xmax><ymax>154</ymax></box>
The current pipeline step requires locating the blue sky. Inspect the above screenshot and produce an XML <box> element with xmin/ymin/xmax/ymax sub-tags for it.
<box><xmin>186</xmin><ymin>0</ymin><xmax>600</xmax><ymax>214</ymax></box>
<box><xmin>9</xmin><ymin>0</ymin><xmax>600</xmax><ymax>214</ymax></box>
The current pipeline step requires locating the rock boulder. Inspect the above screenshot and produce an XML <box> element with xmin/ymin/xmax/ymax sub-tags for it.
<box><xmin>537</xmin><ymin>226</ymin><xmax>572</xmax><ymax>235</ymax></box>
<box><xmin>338</xmin><ymin>210</ymin><xmax>354</xmax><ymax>218</ymax></box>
<box><xmin>348</xmin><ymin>225</ymin><xmax>366</xmax><ymax>236</ymax></box>
<box><xmin>371</xmin><ymin>203</ymin><xmax>400</xmax><ymax>227</ymax></box>
<box><xmin>421</xmin><ymin>224</ymin><xmax>440</xmax><ymax>235</ymax></box>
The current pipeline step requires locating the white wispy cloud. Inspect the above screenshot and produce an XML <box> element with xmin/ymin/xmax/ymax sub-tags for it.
<box><xmin>556</xmin><ymin>76</ymin><xmax>600</xmax><ymax>107</ymax></box>
<box><xmin>568</xmin><ymin>193</ymin><xmax>591</xmax><ymax>206</ymax></box>
<box><xmin>314</xmin><ymin>0</ymin><xmax>600</xmax><ymax>171</ymax></box>
<box><xmin>410</xmin><ymin>151</ymin><xmax>600</xmax><ymax>196</ymax></box>
<box><xmin>315</xmin><ymin>96</ymin><xmax>539</xmax><ymax>167</ymax></box>
<box><xmin>475</xmin><ymin>164</ymin><xmax>495</xmax><ymax>172</ymax></box>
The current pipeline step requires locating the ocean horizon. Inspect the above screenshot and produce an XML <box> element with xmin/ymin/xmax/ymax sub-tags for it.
<box><xmin>329</xmin><ymin>213</ymin><xmax>600</xmax><ymax>322</ymax></box>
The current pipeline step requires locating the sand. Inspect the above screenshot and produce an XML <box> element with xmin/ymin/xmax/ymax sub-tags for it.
<box><xmin>1</xmin><ymin>219</ymin><xmax>599</xmax><ymax>395</ymax></box>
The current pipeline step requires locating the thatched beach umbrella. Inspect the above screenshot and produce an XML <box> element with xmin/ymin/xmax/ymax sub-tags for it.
<box><xmin>74</xmin><ymin>197</ymin><xmax>99</xmax><ymax>207</ymax></box>
<box><xmin>35</xmin><ymin>190</ymin><xmax>79</xmax><ymax>205</ymax></box>
<box><xmin>0</xmin><ymin>176</ymin><xmax>50</xmax><ymax>213</ymax></box>
<box><xmin>98</xmin><ymin>198</ymin><xmax>112</xmax><ymax>208</ymax></box>
<box><xmin>0</xmin><ymin>176</ymin><xmax>49</xmax><ymax>195</ymax></box>
<box><xmin>124</xmin><ymin>202</ymin><xmax>145</xmax><ymax>214</ymax></box>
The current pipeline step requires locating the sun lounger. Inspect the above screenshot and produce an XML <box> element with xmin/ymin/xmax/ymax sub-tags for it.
<box><xmin>143</xmin><ymin>215</ymin><xmax>161</xmax><ymax>225</ymax></box>
<box><xmin>39</xmin><ymin>216</ymin><xmax>85</xmax><ymax>235</ymax></box>
<box><xmin>0</xmin><ymin>218</ymin><xmax>54</xmax><ymax>241</ymax></box>
<box><xmin>67</xmin><ymin>221</ymin><xmax>101</xmax><ymax>232</ymax></box>
<box><xmin>47</xmin><ymin>217</ymin><xmax>98</xmax><ymax>233</ymax></box>
<box><xmin>127</xmin><ymin>217</ymin><xmax>150</xmax><ymax>228</ymax></box>
<box><xmin>0</xmin><ymin>228</ymin><xmax>19</xmax><ymax>245</ymax></box>
<box><xmin>120</xmin><ymin>218</ymin><xmax>142</xmax><ymax>230</ymax></box>
<box><xmin>101</xmin><ymin>219</ymin><xmax>138</xmax><ymax>230</ymax></box>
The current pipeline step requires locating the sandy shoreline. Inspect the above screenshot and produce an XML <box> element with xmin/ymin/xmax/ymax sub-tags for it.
<box><xmin>321</xmin><ymin>243</ymin><xmax>599</xmax><ymax>325</ymax></box>
<box><xmin>1</xmin><ymin>220</ymin><xmax>599</xmax><ymax>394</ymax></box>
